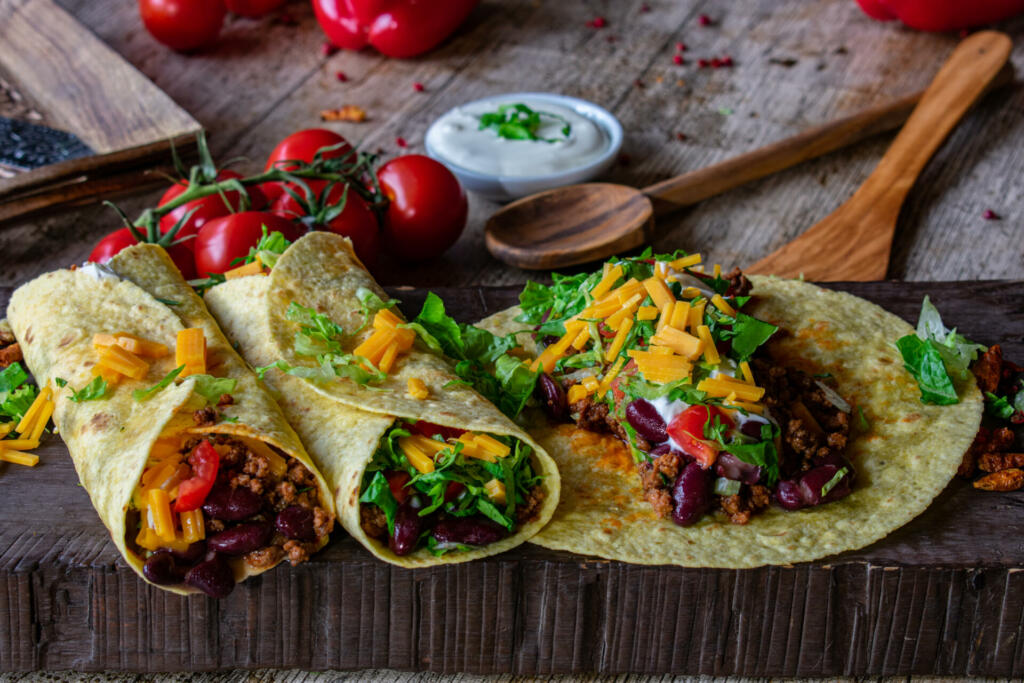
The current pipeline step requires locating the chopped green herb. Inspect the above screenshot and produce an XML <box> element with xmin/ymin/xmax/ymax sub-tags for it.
<box><xmin>713</xmin><ymin>477</ymin><xmax>741</xmax><ymax>496</ymax></box>
<box><xmin>856</xmin><ymin>406</ymin><xmax>870</xmax><ymax>432</ymax></box>
<box><xmin>69</xmin><ymin>376</ymin><xmax>109</xmax><ymax>403</ymax></box>
<box><xmin>233</xmin><ymin>226</ymin><xmax>292</xmax><ymax>269</ymax></box>
<box><xmin>155</xmin><ymin>298</ymin><xmax>181</xmax><ymax>306</ymax></box>
<box><xmin>191</xmin><ymin>375</ymin><xmax>237</xmax><ymax>403</ymax></box>
<box><xmin>133</xmin><ymin>366</ymin><xmax>184</xmax><ymax>401</ymax></box>
<box><xmin>54</xmin><ymin>377</ymin><xmax>68</xmax><ymax>388</ymax></box>
<box><xmin>820</xmin><ymin>467</ymin><xmax>849</xmax><ymax>497</ymax></box>
<box><xmin>478</xmin><ymin>103</ymin><xmax>571</xmax><ymax>143</ymax></box>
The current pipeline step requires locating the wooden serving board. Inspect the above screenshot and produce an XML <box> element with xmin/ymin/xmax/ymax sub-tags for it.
<box><xmin>1</xmin><ymin>280</ymin><xmax>1022</xmax><ymax>676</ymax></box>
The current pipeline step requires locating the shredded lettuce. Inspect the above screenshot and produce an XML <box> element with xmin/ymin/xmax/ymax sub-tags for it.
<box><xmin>895</xmin><ymin>297</ymin><xmax>984</xmax><ymax>406</ymax></box>
<box><xmin>69</xmin><ymin>376</ymin><xmax>109</xmax><ymax>403</ymax></box>
<box><xmin>0</xmin><ymin>363</ymin><xmax>37</xmax><ymax>422</ymax></box>
<box><xmin>191</xmin><ymin>375</ymin><xmax>238</xmax><ymax>403</ymax></box>
<box><xmin>355</xmin><ymin>287</ymin><xmax>398</xmax><ymax>333</ymax></box>
<box><xmin>410</xmin><ymin>292</ymin><xmax>537</xmax><ymax>420</ymax></box>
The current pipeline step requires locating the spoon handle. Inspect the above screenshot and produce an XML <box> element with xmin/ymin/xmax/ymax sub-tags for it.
<box><xmin>642</xmin><ymin>61</ymin><xmax>1012</xmax><ymax>217</ymax></box>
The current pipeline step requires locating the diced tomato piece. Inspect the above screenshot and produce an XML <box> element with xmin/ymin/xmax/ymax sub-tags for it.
<box><xmin>667</xmin><ymin>405</ymin><xmax>733</xmax><ymax>469</ymax></box>
<box><xmin>174</xmin><ymin>440</ymin><xmax>220</xmax><ymax>512</ymax></box>
<box><xmin>386</xmin><ymin>470</ymin><xmax>412</xmax><ymax>504</ymax></box>
<box><xmin>407</xmin><ymin>420</ymin><xmax>464</xmax><ymax>441</ymax></box>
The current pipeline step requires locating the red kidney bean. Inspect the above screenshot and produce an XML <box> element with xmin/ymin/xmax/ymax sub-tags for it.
<box><xmin>389</xmin><ymin>501</ymin><xmax>422</xmax><ymax>556</ymax></box>
<box><xmin>740</xmin><ymin>419</ymin><xmax>766</xmax><ymax>438</ymax></box>
<box><xmin>143</xmin><ymin>551</ymin><xmax>183</xmax><ymax>585</ymax></box>
<box><xmin>714</xmin><ymin>452</ymin><xmax>762</xmax><ymax>485</ymax></box>
<box><xmin>774</xmin><ymin>480</ymin><xmax>805</xmax><ymax>510</ymax></box>
<box><xmin>671</xmin><ymin>462</ymin><xmax>711</xmax><ymax>526</ymax></box>
<box><xmin>798</xmin><ymin>464</ymin><xmax>851</xmax><ymax>506</ymax></box>
<box><xmin>626</xmin><ymin>399</ymin><xmax>668</xmax><ymax>444</ymax></box>
<box><xmin>185</xmin><ymin>554</ymin><xmax>235</xmax><ymax>599</ymax></box>
<box><xmin>537</xmin><ymin>374</ymin><xmax>568</xmax><ymax>420</ymax></box>
<box><xmin>275</xmin><ymin>506</ymin><xmax>316</xmax><ymax>541</ymax></box>
<box><xmin>202</xmin><ymin>485</ymin><xmax>263</xmax><ymax>521</ymax></box>
<box><xmin>432</xmin><ymin>516</ymin><xmax>506</xmax><ymax>546</ymax></box>
<box><xmin>170</xmin><ymin>540</ymin><xmax>207</xmax><ymax>565</ymax></box>
<box><xmin>208</xmin><ymin>522</ymin><xmax>273</xmax><ymax>555</ymax></box>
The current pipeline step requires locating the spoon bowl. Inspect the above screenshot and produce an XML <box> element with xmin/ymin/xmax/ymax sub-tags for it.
<box><xmin>484</xmin><ymin>182</ymin><xmax>652</xmax><ymax>270</ymax></box>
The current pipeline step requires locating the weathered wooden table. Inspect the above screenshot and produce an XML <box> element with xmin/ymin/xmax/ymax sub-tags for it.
<box><xmin>1</xmin><ymin>0</ymin><xmax>1023</xmax><ymax>678</ymax></box>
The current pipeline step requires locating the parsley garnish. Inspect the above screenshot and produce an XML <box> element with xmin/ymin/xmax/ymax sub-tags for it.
<box><xmin>233</xmin><ymin>226</ymin><xmax>291</xmax><ymax>269</ymax></box>
<box><xmin>478</xmin><ymin>103</ymin><xmax>571</xmax><ymax>142</ymax></box>
<box><xmin>54</xmin><ymin>377</ymin><xmax>68</xmax><ymax>388</ymax></box>
<box><xmin>133</xmin><ymin>366</ymin><xmax>184</xmax><ymax>401</ymax></box>
<box><xmin>0</xmin><ymin>363</ymin><xmax>38</xmax><ymax>422</ymax></box>
<box><xmin>155</xmin><ymin>298</ymin><xmax>180</xmax><ymax>306</ymax></box>
<box><xmin>69</xmin><ymin>376</ymin><xmax>109</xmax><ymax>403</ymax></box>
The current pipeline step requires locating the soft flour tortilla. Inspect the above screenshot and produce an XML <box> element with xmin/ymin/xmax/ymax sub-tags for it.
<box><xmin>203</xmin><ymin>232</ymin><xmax>560</xmax><ymax>567</ymax></box>
<box><xmin>477</xmin><ymin>275</ymin><xmax>983</xmax><ymax>568</ymax></box>
<box><xmin>6</xmin><ymin>244</ymin><xmax>334</xmax><ymax>594</ymax></box>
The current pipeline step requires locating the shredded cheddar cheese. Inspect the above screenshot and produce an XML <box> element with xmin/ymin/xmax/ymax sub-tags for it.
<box><xmin>175</xmin><ymin>328</ymin><xmax>206</xmax><ymax>377</ymax></box>
<box><xmin>0</xmin><ymin>450</ymin><xmax>38</xmax><ymax>467</ymax></box>
<box><xmin>484</xmin><ymin>478</ymin><xmax>506</xmax><ymax>504</ymax></box>
<box><xmin>407</xmin><ymin>377</ymin><xmax>429</xmax><ymax>400</ymax></box>
<box><xmin>224</xmin><ymin>260</ymin><xmax>266</xmax><ymax>279</ymax></box>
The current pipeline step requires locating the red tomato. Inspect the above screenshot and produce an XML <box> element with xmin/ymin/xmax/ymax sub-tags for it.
<box><xmin>174</xmin><ymin>441</ymin><xmax>220</xmax><ymax>512</ymax></box>
<box><xmin>408</xmin><ymin>421</ymin><xmax>464</xmax><ymax>442</ymax></box>
<box><xmin>386</xmin><ymin>471</ymin><xmax>411</xmax><ymax>505</ymax></box>
<box><xmin>667</xmin><ymin>405</ymin><xmax>734</xmax><ymax>469</ymax></box>
<box><xmin>265</xmin><ymin>129</ymin><xmax>355</xmax><ymax>172</ymax></box>
<box><xmin>193</xmin><ymin>212</ymin><xmax>303</xmax><ymax>277</ymax></box>
<box><xmin>225</xmin><ymin>0</ymin><xmax>284</xmax><ymax>17</ymax></box>
<box><xmin>272</xmin><ymin>184</ymin><xmax>380</xmax><ymax>267</ymax></box>
<box><xmin>138</xmin><ymin>0</ymin><xmax>226</xmax><ymax>52</ymax></box>
<box><xmin>377</xmin><ymin>155</ymin><xmax>467</xmax><ymax>262</ymax></box>
<box><xmin>89</xmin><ymin>227</ymin><xmax>197</xmax><ymax>280</ymax></box>
<box><xmin>444</xmin><ymin>481</ymin><xmax>465</xmax><ymax>503</ymax></box>
<box><xmin>158</xmin><ymin>170</ymin><xmax>265</xmax><ymax>250</ymax></box>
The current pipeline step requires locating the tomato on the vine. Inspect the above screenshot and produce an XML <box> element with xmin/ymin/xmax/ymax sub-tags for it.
<box><xmin>377</xmin><ymin>155</ymin><xmax>467</xmax><ymax>262</ymax></box>
<box><xmin>89</xmin><ymin>228</ymin><xmax>198</xmax><ymax>280</ymax></box>
<box><xmin>272</xmin><ymin>184</ymin><xmax>380</xmax><ymax>267</ymax></box>
<box><xmin>193</xmin><ymin>212</ymin><xmax>303</xmax><ymax>277</ymax></box>
<box><xmin>138</xmin><ymin>0</ymin><xmax>226</xmax><ymax>52</ymax></box>
<box><xmin>157</xmin><ymin>170</ymin><xmax>265</xmax><ymax>250</ymax></box>
<box><xmin>225</xmin><ymin>0</ymin><xmax>284</xmax><ymax>17</ymax></box>
<box><xmin>262</xmin><ymin>129</ymin><xmax>356</xmax><ymax>206</ymax></box>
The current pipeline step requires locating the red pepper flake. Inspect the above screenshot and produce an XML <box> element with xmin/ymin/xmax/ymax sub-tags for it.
<box><xmin>413</xmin><ymin>82</ymin><xmax>425</xmax><ymax>92</ymax></box>
<box><xmin>722</xmin><ymin>55</ymin><xmax>734</xmax><ymax>67</ymax></box>
<box><xmin>321</xmin><ymin>42</ymin><xmax>339</xmax><ymax>57</ymax></box>
<box><xmin>606</xmin><ymin>34</ymin><xmax>617</xmax><ymax>43</ymax></box>
<box><xmin>676</xmin><ymin>132</ymin><xmax>687</xmax><ymax>141</ymax></box>
<box><xmin>710</xmin><ymin>57</ymin><xmax>722</xmax><ymax>68</ymax></box>
<box><xmin>673</xmin><ymin>54</ymin><xmax>684</xmax><ymax>65</ymax></box>
<box><xmin>640</xmin><ymin>3</ymin><xmax>651</xmax><ymax>12</ymax></box>
<box><xmin>335</xmin><ymin>71</ymin><xmax>348</xmax><ymax>82</ymax></box>
<box><xmin>634</xmin><ymin>78</ymin><xmax>645</xmax><ymax>89</ymax></box>
<box><xmin>675</xmin><ymin>42</ymin><xmax>687</xmax><ymax>52</ymax></box>
<box><xmin>983</xmin><ymin>209</ymin><xmax>1001</xmax><ymax>220</ymax></box>
<box><xmin>698</xmin><ymin>14</ymin><xmax>713</xmax><ymax>26</ymax></box>
<box><xmin>697</xmin><ymin>58</ymin><xmax>709</xmax><ymax>68</ymax></box>
<box><xmin>396</xmin><ymin>136</ymin><xmax>409</xmax><ymax>148</ymax></box>
<box><xmin>586</xmin><ymin>16</ymin><xmax>608</xmax><ymax>28</ymax></box>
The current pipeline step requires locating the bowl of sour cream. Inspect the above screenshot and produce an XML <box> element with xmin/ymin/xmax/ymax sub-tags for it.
<box><xmin>425</xmin><ymin>92</ymin><xmax>622</xmax><ymax>202</ymax></box>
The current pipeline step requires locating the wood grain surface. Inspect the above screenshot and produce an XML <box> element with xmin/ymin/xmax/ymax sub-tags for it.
<box><xmin>1</xmin><ymin>281</ymin><xmax>1022</xmax><ymax>676</ymax></box>
<box><xmin>1</xmin><ymin>0</ymin><xmax>1022</xmax><ymax>288</ymax></box>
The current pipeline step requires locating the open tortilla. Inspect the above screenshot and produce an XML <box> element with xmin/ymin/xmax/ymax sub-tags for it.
<box><xmin>6</xmin><ymin>245</ymin><xmax>335</xmax><ymax>594</ymax></box>
<box><xmin>204</xmin><ymin>232</ymin><xmax>560</xmax><ymax>567</ymax></box>
<box><xmin>477</xmin><ymin>276</ymin><xmax>982</xmax><ymax>568</ymax></box>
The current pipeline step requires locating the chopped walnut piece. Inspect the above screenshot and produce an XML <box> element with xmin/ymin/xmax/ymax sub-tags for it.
<box><xmin>320</xmin><ymin>105</ymin><xmax>367</xmax><ymax>122</ymax></box>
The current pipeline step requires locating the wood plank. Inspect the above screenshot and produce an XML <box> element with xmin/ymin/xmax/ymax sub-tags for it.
<box><xmin>0</xmin><ymin>280</ymin><xmax>1021</xmax><ymax>674</ymax></box>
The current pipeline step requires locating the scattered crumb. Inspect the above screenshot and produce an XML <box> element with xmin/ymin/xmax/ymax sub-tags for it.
<box><xmin>320</xmin><ymin>105</ymin><xmax>367</xmax><ymax>122</ymax></box>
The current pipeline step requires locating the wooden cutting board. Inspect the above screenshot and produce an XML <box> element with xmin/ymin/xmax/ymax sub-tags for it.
<box><xmin>1</xmin><ymin>281</ymin><xmax>1022</xmax><ymax>676</ymax></box>
<box><xmin>0</xmin><ymin>0</ymin><xmax>202</xmax><ymax>223</ymax></box>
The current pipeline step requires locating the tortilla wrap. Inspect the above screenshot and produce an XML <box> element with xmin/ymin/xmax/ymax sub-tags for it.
<box><xmin>477</xmin><ymin>276</ymin><xmax>982</xmax><ymax>567</ymax></box>
<box><xmin>6</xmin><ymin>244</ymin><xmax>335</xmax><ymax>594</ymax></box>
<box><xmin>203</xmin><ymin>232</ymin><xmax>560</xmax><ymax>567</ymax></box>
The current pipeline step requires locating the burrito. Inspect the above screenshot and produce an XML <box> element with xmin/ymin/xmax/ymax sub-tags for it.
<box><xmin>204</xmin><ymin>232</ymin><xmax>559</xmax><ymax>567</ymax></box>
<box><xmin>6</xmin><ymin>245</ymin><xmax>335</xmax><ymax>596</ymax></box>
<box><xmin>477</xmin><ymin>252</ymin><xmax>982</xmax><ymax>567</ymax></box>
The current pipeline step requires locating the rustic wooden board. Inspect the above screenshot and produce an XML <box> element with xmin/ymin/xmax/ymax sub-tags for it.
<box><xmin>0</xmin><ymin>0</ymin><xmax>202</xmax><ymax>221</ymax></box>
<box><xmin>1</xmin><ymin>280</ymin><xmax>1022</xmax><ymax>676</ymax></box>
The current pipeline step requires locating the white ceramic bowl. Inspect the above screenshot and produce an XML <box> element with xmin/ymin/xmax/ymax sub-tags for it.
<box><xmin>424</xmin><ymin>92</ymin><xmax>623</xmax><ymax>202</ymax></box>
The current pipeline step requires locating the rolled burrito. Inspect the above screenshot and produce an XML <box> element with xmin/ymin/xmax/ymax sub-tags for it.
<box><xmin>204</xmin><ymin>232</ymin><xmax>560</xmax><ymax>567</ymax></box>
<box><xmin>6</xmin><ymin>244</ymin><xmax>335</xmax><ymax>597</ymax></box>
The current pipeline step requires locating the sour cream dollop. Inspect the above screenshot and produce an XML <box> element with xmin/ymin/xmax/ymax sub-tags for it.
<box><xmin>78</xmin><ymin>262</ymin><xmax>120</xmax><ymax>281</ymax></box>
<box><xmin>425</xmin><ymin>98</ymin><xmax>608</xmax><ymax>177</ymax></box>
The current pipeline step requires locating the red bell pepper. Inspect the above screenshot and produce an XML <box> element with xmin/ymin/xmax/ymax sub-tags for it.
<box><xmin>312</xmin><ymin>0</ymin><xmax>478</xmax><ymax>58</ymax></box>
<box><xmin>854</xmin><ymin>0</ymin><xmax>1024</xmax><ymax>31</ymax></box>
<box><xmin>174</xmin><ymin>440</ymin><xmax>220</xmax><ymax>512</ymax></box>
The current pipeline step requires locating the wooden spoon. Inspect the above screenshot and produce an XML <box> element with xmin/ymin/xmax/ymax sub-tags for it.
<box><xmin>748</xmin><ymin>30</ymin><xmax>1012</xmax><ymax>280</ymax></box>
<box><xmin>485</xmin><ymin>32</ymin><xmax>1011</xmax><ymax>272</ymax></box>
